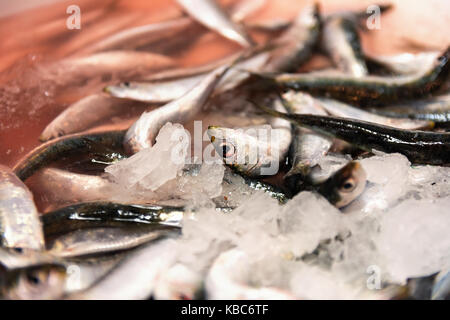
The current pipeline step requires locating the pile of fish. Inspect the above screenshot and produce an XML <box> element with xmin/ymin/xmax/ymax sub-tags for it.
<box><xmin>1</xmin><ymin>0</ymin><xmax>450</xmax><ymax>300</ymax></box>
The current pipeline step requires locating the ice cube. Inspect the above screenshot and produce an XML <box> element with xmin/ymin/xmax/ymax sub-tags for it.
<box><xmin>105</xmin><ymin>122</ymin><xmax>189</xmax><ymax>191</ymax></box>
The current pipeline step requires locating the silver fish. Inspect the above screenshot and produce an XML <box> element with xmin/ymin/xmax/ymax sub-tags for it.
<box><xmin>282</xmin><ymin>92</ymin><xmax>333</xmax><ymax>178</ymax></box>
<box><xmin>0</xmin><ymin>247</ymin><xmax>62</xmax><ymax>270</ymax></box>
<box><xmin>47</xmin><ymin>226</ymin><xmax>176</xmax><ymax>258</ymax></box>
<box><xmin>207</xmin><ymin>99</ymin><xmax>291</xmax><ymax>177</ymax></box>
<box><xmin>124</xmin><ymin>63</ymin><xmax>232</xmax><ymax>153</ymax></box>
<box><xmin>63</xmin><ymin>253</ymin><xmax>126</xmax><ymax>294</ymax></box>
<box><xmin>67</xmin><ymin>238</ymin><xmax>178</xmax><ymax>299</ymax></box>
<box><xmin>205</xmin><ymin>249</ymin><xmax>296</xmax><ymax>300</ymax></box>
<box><xmin>81</xmin><ymin>0</ymin><xmax>265</xmax><ymax>55</ymax></box>
<box><xmin>40</xmin><ymin>94</ymin><xmax>144</xmax><ymax>141</ymax></box>
<box><xmin>30</xmin><ymin>168</ymin><xmax>112</xmax><ymax>212</ymax></box>
<box><xmin>1</xmin><ymin>265</ymin><xmax>66</xmax><ymax>300</ymax></box>
<box><xmin>321</xmin><ymin>15</ymin><xmax>368</xmax><ymax>77</ymax></box>
<box><xmin>104</xmin><ymin>74</ymin><xmax>205</xmax><ymax>104</ymax></box>
<box><xmin>0</xmin><ymin>247</ymin><xmax>66</xmax><ymax>300</ymax></box>
<box><xmin>263</xmin><ymin>3</ymin><xmax>320</xmax><ymax>72</ymax></box>
<box><xmin>0</xmin><ymin>165</ymin><xmax>44</xmax><ymax>250</ymax></box>
<box><xmin>366</xmin><ymin>51</ymin><xmax>441</xmax><ymax>75</ymax></box>
<box><xmin>107</xmin><ymin>50</ymin><xmax>270</xmax><ymax>104</ymax></box>
<box><xmin>316</xmin><ymin>97</ymin><xmax>433</xmax><ymax>130</ymax></box>
<box><xmin>176</xmin><ymin>0</ymin><xmax>254</xmax><ymax>47</ymax></box>
<box><xmin>49</xmin><ymin>51</ymin><xmax>176</xmax><ymax>85</ymax></box>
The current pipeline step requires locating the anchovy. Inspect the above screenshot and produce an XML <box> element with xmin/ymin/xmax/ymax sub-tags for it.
<box><xmin>47</xmin><ymin>51</ymin><xmax>176</xmax><ymax>85</ymax></box>
<box><xmin>124</xmin><ymin>63</ymin><xmax>233</xmax><ymax>153</ymax></box>
<box><xmin>108</xmin><ymin>50</ymin><xmax>270</xmax><ymax>104</ymax></box>
<box><xmin>13</xmin><ymin>130</ymin><xmax>126</xmax><ymax>181</ymax></box>
<box><xmin>63</xmin><ymin>253</ymin><xmax>126</xmax><ymax>294</ymax></box>
<box><xmin>0</xmin><ymin>247</ymin><xmax>63</xmax><ymax>271</ymax></box>
<box><xmin>315</xmin><ymin>161</ymin><xmax>367</xmax><ymax>208</ymax></box>
<box><xmin>263</xmin><ymin>3</ymin><xmax>321</xmax><ymax>72</ymax></box>
<box><xmin>40</xmin><ymin>94</ymin><xmax>144</xmax><ymax>141</ymax></box>
<box><xmin>104</xmin><ymin>74</ymin><xmax>205</xmax><ymax>104</ymax></box>
<box><xmin>1</xmin><ymin>264</ymin><xmax>66</xmax><ymax>300</ymax></box>
<box><xmin>205</xmin><ymin>249</ymin><xmax>296</xmax><ymax>299</ymax></box>
<box><xmin>282</xmin><ymin>92</ymin><xmax>333</xmax><ymax>178</ymax></box>
<box><xmin>82</xmin><ymin>0</ymin><xmax>265</xmax><ymax>55</ymax></box>
<box><xmin>67</xmin><ymin>238</ymin><xmax>178</xmax><ymax>299</ymax></box>
<box><xmin>0</xmin><ymin>248</ymin><xmax>66</xmax><ymax>299</ymax></box>
<box><xmin>207</xmin><ymin>99</ymin><xmax>291</xmax><ymax>177</ymax></box>
<box><xmin>0</xmin><ymin>165</ymin><xmax>44</xmax><ymax>250</ymax></box>
<box><xmin>47</xmin><ymin>226</ymin><xmax>178</xmax><ymax>258</ymax></box>
<box><xmin>257</xmin><ymin>104</ymin><xmax>450</xmax><ymax>165</ymax></box>
<box><xmin>29</xmin><ymin>168</ymin><xmax>115</xmax><ymax>213</ymax></box>
<box><xmin>370</xmin><ymin>93</ymin><xmax>450</xmax><ymax>127</ymax></box>
<box><xmin>366</xmin><ymin>51</ymin><xmax>441</xmax><ymax>75</ymax></box>
<box><xmin>42</xmin><ymin>202</ymin><xmax>184</xmax><ymax>238</ymax></box>
<box><xmin>321</xmin><ymin>15</ymin><xmax>368</xmax><ymax>77</ymax></box>
<box><xmin>315</xmin><ymin>97</ymin><xmax>433</xmax><ymax>129</ymax></box>
<box><xmin>255</xmin><ymin>47</ymin><xmax>450</xmax><ymax>106</ymax></box>
<box><xmin>175</xmin><ymin>0</ymin><xmax>254</xmax><ymax>47</ymax></box>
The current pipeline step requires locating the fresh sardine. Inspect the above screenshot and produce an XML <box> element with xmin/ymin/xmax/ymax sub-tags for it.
<box><xmin>13</xmin><ymin>130</ymin><xmax>126</xmax><ymax>181</ymax></box>
<box><xmin>264</xmin><ymin>3</ymin><xmax>320</xmax><ymax>72</ymax></box>
<box><xmin>124</xmin><ymin>63</ymin><xmax>232</xmax><ymax>153</ymax></box>
<box><xmin>257</xmin><ymin>104</ymin><xmax>450</xmax><ymax>165</ymax></box>
<box><xmin>47</xmin><ymin>226</ymin><xmax>177</xmax><ymax>258</ymax></box>
<box><xmin>255</xmin><ymin>47</ymin><xmax>450</xmax><ymax>106</ymax></box>
<box><xmin>321</xmin><ymin>15</ymin><xmax>368</xmax><ymax>77</ymax></box>
<box><xmin>40</xmin><ymin>94</ymin><xmax>144</xmax><ymax>141</ymax></box>
<box><xmin>67</xmin><ymin>238</ymin><xmax>178</xmax><ymax>299</ymax></box>
<box><xmin>0</xmin><ymin>165</ymin><xmax>44</xmax><ymax>250</ymax></box>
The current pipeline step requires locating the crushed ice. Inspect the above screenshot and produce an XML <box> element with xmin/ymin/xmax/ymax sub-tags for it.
<box><xmin>105</xmin><ymin>122</ymin><xmax>449</xmax><ymax>299</ymax></box>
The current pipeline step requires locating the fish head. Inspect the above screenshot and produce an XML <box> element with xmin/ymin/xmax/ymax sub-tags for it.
<box><xmin>207</xmin><ymin>126</ymin><xmax>240</xmax><ymax>165</ymax></box>
<box><xmin>319</xmin><ymin>161</ymin><xmax>367</xmax><ymax>208</ymax></box>
<box><xmin>207</xmin><ymin>126</ymin><xmax>278</xmax><ymax>176</ymax></box>
<box><xmin>2</xmin><ymin>265</ymin><xmax>66</xmax><ymax>300</ymax></box>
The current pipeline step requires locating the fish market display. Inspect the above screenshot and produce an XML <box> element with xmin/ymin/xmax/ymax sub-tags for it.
<box><xmin>1</xmin><ymin>0</ymin><xmax>450</xmax><ymax>301</ymax></box>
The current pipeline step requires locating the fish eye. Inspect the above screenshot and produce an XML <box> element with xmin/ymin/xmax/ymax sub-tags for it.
<box><xmin>26</xmin><ymin>273</ymin><xmax>42</xmax><ymax>286</ymax></box>
<box><xmin>123</xmin><ymin>81</ymin><xmax>130</xmax><ymax>87</ymax></box>
<box><xmin>13</xmin><ymin>247</ymin><xmax>23</xmax><ymax>254</ymax></box>
<box><xmin>219</xmin><ymin>142</ymin><xmax>235</xmax><ymax>158</ymax></box>
<box><xmin>340</xmin><ymin>178</ymin><xmax>356</xmax><ymax>193</ymax></box>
